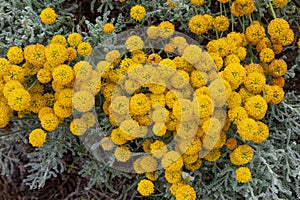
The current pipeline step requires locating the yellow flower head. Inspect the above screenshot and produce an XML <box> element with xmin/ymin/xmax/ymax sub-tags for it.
<box><xmin>125</xmin><ymin>35</ymin><xmax>144</xmax><ymax>52</ymax></box>
<box><xmin>24</xmin><ymin>44</ymin><xmax>46</xmax><ymax>66</ymax></box>
<box><xmin>228</xmin><ymin>106</ymin><xmax>248</xmax><ymax>124</ymax></box>
<box><xmin>269</xmin><ymin>85</ymin><xmax>284</xmax><ymax>105</ymax></box>
<box><xmin>226</xmin><ymin>138</ymin><xmax>237</xmax><ymax>150</ymax></box>
<box><xmin>0</xmin><ymin>58</ymin><xmax>10</xmax><ymax>76</ymax></box>
<box><xmin>73</xmin><ymin>90</ymin><xmax>95</xmax><ymax>112</ymax></box>
<box><xmin>66</xmin><ymin>47</ymin><xmax>77</xmax><ymax>61</ymax></box>
<box><xmin>204</xmin><ymin>149</ymin><xmax>221</xmax><ymax>162</ymax></box>
<box><xmin>37</xmin><ymin>68</ymin><xmax>52</xmax><ymax>84</ymax></box>
<box><xmin>7</xmin><ymin>88</ymin><xmax>31</xmax><ymax>111</ymax></box>
<box><xmin>51</xmin><ymin>35</ymin><xmax>67</xmax><ymax>46</ymax></box>
<box><xmin>272</xmin><ymin>0</ymin><xmax>288</xmax><ymax>8</ymax></box>
<box><xmin>40</xmin><ymin>113</ymin><xmax>59</xmax><ymax>132</ymax></box>
<box><xmin>150</xmin><ymin>140</ymin><xmax>167</xmax><ymax>158</ymax></box>
<box><xmin>114</xmin><ymin>146</ymin><xmax>131</xmax><ymax>162</ymax></box>
<box><xmin>67</xmin><ymin>33</ymin><xmax>83</xmax><ymax>48</ymax></box>
<box><xmin>245</xmin><ymin>24</ymin><xmax>266</xmax><ymax>45</ymax></box>
<box><xmin>175</xmin><ymin>184</ymin><xmax>196</xmax><ymax>200</ymax></box>
<box><xmin>29</xmin><ymin>129</ymin><xmax>47</xmax><ymax>147</ymax></box>
<box><xmin>7</xmin><ymin>46</ymin><xmax>24</xmax><ymax>64</ymax></box>
<box><xmin>129</xmin><ymin>93</ymin><xmax>151</xmax><ymax>116</ymax></box>
<box><xmin>158</xmin><ymin>21</ymin><xmax>175</xmax><ymax>39</ymax></box>
<box><xmin>230</xmin><ymin>144</ymin><xmax>254</xmax><ymax>165</ymax></box>
<box><xmin>137</xmin><ymin>179</ymin><xmax>154</xmax><ymax>197</ymax></box>
<box><xmin>52</xmin><ymin>64</ymin><xmax>74</xmax><ymax>85</ymax></box>
<box><xmin>269</xmin><ymin>59</ymin><xmax>287</xmax><ymax>77</ymax></box>
<box><xmin>40</xmin><ymin>8</ymin><xmax>57</xmax><ymax>25</ymax></box>
<box><xmin>244</xmin><ymin>72</ymin><xmax>266</xmax><ymax>94</ymax></box>
<box><xmin>139</xmin><ymin>155</ymin><xmax>158</xmax><ymax>172</ymax></box>
<box><xmin>77</xmin><ymin>42</ymin><xmax>92</xmax><ymax>57</ymax></box>
<box><xmin>162</xmin><ymin>151</ymin><xmax>184</xmax><ymax>171</ymax></box>
<box><xmin>237</xmin><ymin>118</ymin><xmax>258</xmax><ymax>141</ymax></box>
<box><xmin>130</xmin><ymin>5</ymin><xmax>146</xmax><ymax>22</ymax></box>
<box><xmin>235</xmin><ymin>167</ymin><xmax>251</xmax><ymax>183</ymax></box>
<box><xmin>188</xmin><ymin>15</ymin><xmax>210</xmax><ymax>35</ymax></box>
<box><xmin>213</xmin><ymin>15</ymin><xmax>230</xmax><ymax>32</ymax></box>
<box><xmin>103</xmin><ymin>23</ymin><xmax>115</xmax><ymax>34</ymax></box>
<box><xmin>45</xmin><ymin>43</ymin><xmax>68</xmax><ymax>65</ymax></box>
<box><xmin>165</xmin><ymin>170</ymin><xmax>182</xmax><ymax>184</ymax></box>
<box><xmin>223</xmin><ymin>63</ymin><xmax>246</xmax><ymax>90</ymax></box>
<box><xmin>267</xmin><ymin>18</ymin><xmax>290</xmax><ymax>39</ymax></box>
<box><xmin>234</xmin><ymin>0</ymin><xmax>255</xmax><ymax>16</ymax></box>
<box><xmin>252</xmin><ymin>121</ymin><xmax>269</xmax><ymax>143</ymax></box>
<box><xmin>70</xmin><ymin>118</ymin><xmax>87</xmax><ymax>136</ymax></box>
<box><xmin>190</xmin><ymin>0</ymin><xmax>204</xmax><ymax>6</ymax></box>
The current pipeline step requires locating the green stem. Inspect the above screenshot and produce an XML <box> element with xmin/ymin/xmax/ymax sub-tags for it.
<box><xmin>269</xmin><ymin>2</ymin><xmax>277</xmax><ymax>19</ymax></box>
<box><xmin>0</xmin><ymin>129</ymin><xmax>30</xmax><ymax>138</ymax></box>
<box><xmin>215</xmin><ymin>30</ymin><xmax>219</xmax><ymax>39</ymax></box>
<box><xmin>220</xmin><ymin>2</ymin><xmax>223</xmax><ymax>15</ymax></box>
<box><xmin>231</xmin><ymin>12</ymin><xmax>234</xmax><ymax>32</ymax></box>
<box><xmin>27</xmin><ymin>80</ymin><xmax>38</xmax><ymax>91</ymax></box>
<box><xmin>249</xmin><ymin>14</ymin><xmax>253</xmax><ymax>23</ymax></box>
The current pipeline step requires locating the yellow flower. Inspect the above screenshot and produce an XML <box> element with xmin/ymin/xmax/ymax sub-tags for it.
<box><xmin>162</xmin><ymin>151</ymin><xmax>184</xmax><ymax>171</ymax></box>
<box><xmin>67</xmin><ymin>33</ymin><xmax>82</xmax><ymax>48</ymax></box>
<box><xmin>217</xmin><ymin>0</ymin><xmax>231</xmax><ymax>3</ymax></box>
<box><xmin>100</xmin><ymin>136</ymin><xmax>114</xmax><ymax>151</ymax></box>
<box><xmin>230</xmin><ymin>144</ymin><xmax>254</xmax><ymax>165</ymax></box>
<box><xmin>132</xmin><ymin>51</ymin><xmax>147</xmax><ymax>64</ymax></box>
<box><xmin>66</xmin><ymin>47</ymin><xmax>77</xmax><ymax>61</ymax></box>
<box><xmin>158</xmin><ymin>21</ymin><xmax>175</xmax><ymax>39</ymax></box>
<box><xmin>235</xmin><ymin>167</ymin><xmax>251</xmax><ymax>183</ymax></box>
<box><xmin>271</xmin><ymin>76</ymin><xmax>285</xmax><ymax>88</ymax></box>
<box><xmin>213</xmin><ymin>15</ymin><xmax>230</xmax><ymax>32</ymax></box>
<box><xmin>3</xmin><ymin>65</ymin><xmax>25</xmax><ymax>82</ymax></box>
<box><xmin>252</xmin><ymin>121</ymin><xmax>269</xmax><ymax>143</ymax></box>
<box><xmin>24</xmin><ymin>44</ymin><xmax>46</xmax><ymax>66</ymax></box>
<box><xmin>103</xmin><ymin>23</ymin><xmax>114</xmax><ymax>34</ymax></box>
<box><xmin>7</xmin><ymin>46</ymin><xmax>24</xmax><ymax>64</ymax></box>
<box><xmin>105</xmin><ymin>50</ymin><xmax>121</xmax><ymax>65</ymax></box>
<box><xmin>267</xmin><ymin>18</ymin><xmax>290</xmax><ymax>39</ymax></box>
<box><xmin>52</xmin><ymin>64</ymin><xmax>74</xmax><ymax>85</ymax></box>
<box><xmin>145</xmin><ymin>171</ymin><xmax>159</xmax><ymax>181</ymax></box>
<box><xmin>40</xmin><ymin>113</ymin><xmax>59</xmax><ymax>132</ymax></box>
<box><xmin>185</xmin><ymin>159</ymin><xmax>202</xmax><ymax>171</ymax></box>
<box><xmin>0</xmin><ymin>58</ymin><xmax>10</xmax><ymax>76</ymax></box>
<box><xmin>182</xmin><ymin>44</ymin><xmax>202</xmax><ymax>64</ymax></box>
<box><xmin>223</xmin><ymin>63</ymin><xmax>246</xmax><ymax>90</ymax></box>
<box><xmin>165</xmin><ymin>170</ymin><xmax>182</xmax><ymax>184</ymax></box>
<box><xmin>7</xmin><ymin>88</ymin><xmax>31</xmax><ymax>111</ymax></box>
<box><xmin>245</xmin><ymin>24</ymin><xmax>266</xmax><ymax>45</ymax></box>
<box><xmin>269</xmin><ymin>85</ymin><xmax>285</xmax><ymax>104</ymax></box>
<box><xmin>228</xmin><ymin>106</ymin><xmax>248</xmax><ymax>124</ymax></box>
<box><xmin>38</xmin><ymin>107</ymin><xmax>54</xmax><ymax>120</ymax></box>
<box><xmin>130</xmin><ymin>5</ymin><xmax>146</xmax><ymax>22</ymax></box>
<box><xmin>188</xmin><ymin>15</ymin><xmax>210</xmax><ymax>35</ymax></box>
<box><xmin>244</xmin><ymin>95</ymin><xmax>268</xmax><ymax>120</ymax></box>
<box><xmin>45</xmin><ymin>43</ymin><xmax>68</xmax><ymax>65</ymax></box>
<box><xmin>269</xmin><ymin>59</ymin><xmax>287</xmax><ymax>77</ymax></box>
<box><xmin>114</xmin><ymin>146</ymin><xmax>131</xmax><ymax>162</ymax></box>
<box><xmin>226</xmin><ymin>138</ymin><xmax>237</xmax><ymax>150</ymax></box>
<box><xmin>125</xmin><ymin>35</ymin><xmax>144</xmax><ymax>52</ymax></box>
<box><xmin>29</xmin><ymin>129</ymin><xmax>47</xmax><ymax>147</ymax></box>
<box><xmin>129</xmin><ymin>93</ymin><xmax>151</xmax><ymax>116</ymax></box>
<box><xmin>53</xmin><ymin>101</ymin><xmax>72</xmax><ymax>119</ymax></box>
<box><xmin>40</xmin><ymin>8</ymin><xmax>57</xmax><ymax>25</ymax></box>
<box><xmin>110</xmin><ymin>128</ymin><xmax>128</xmax><ymax>145</ymax></box>
<box><xmin>204</xmin><ymin>149</ymin><xmax>221</xmax><ymax>162</ymax></box>
<box><xmin>237</xmin><ymin>118</ymin><xmax>258</xmax><ymax>141</ymax></box>
<box><xmin>139</xmin><ymin>155</ymin><xmax>158</xmax><ymax>172</ymax></box>
<box><xmin>272</xmin><ymin>0</ymin><xmax>288</xmax><ymax>8</ymax></box>
<box><xmin>37</xmin><ymin>68</ymin><xmax>52</xmax><ymax>84</ymax></box>
<box><xmin>226</xmin><ymin>92</ymin><xmax>241</xmax><ymax>109</ymax></box>
<box><xmin>51</xmin><ymin>35</ymin><xmax>67</xmax><ymax>46</ymax></box>
<box><xmin>244</xmin><ymin>72</ymin><xmax>266</xmax><ymax>94</ymax></box>
<box><xmin>58</xmin><ymin>88</ymin><xmax>73</xmax><ymax>107</ymax></box>
<box><xmin>234</xmin><ymin>0</ymin><xmax>255</xmax><ymax>16</ymax></box>
<box><xmin>137</xmin><ymin>179</ymin><xmax>154</xmax><ymax>197</ymax></box>
<box><xmin>175</xmin><ymin>184</ymin><xmax>196</xmax><ymax>200</ymax></box>
<box><xmin>70</xmin><ymin>118</ymin><xmax>87</xmax><ymax>136</ymax></box>
<box><xmin>29</xmin><ymin>93</ymin><xmax>46</xmax><ymax>113</ymax></box>
<box><xmin>190</xmin><ymin>0</ymin><xmax>204</xmax><ymax>6</ymax></box>
<box><xmin>147</xmin><ymin>26</ymin><xmax>159</xmax><ymax>39</ymax></box>
<box><xmin>77</xmin><ymin>42</ymin><xmax>92</xmax><ymax>57</ymax></box>
<box><xmin>152</xmin><ymin>122</ymin><xmax>167</xmax><ymax>136</ymax></box>
<box><xmin>73</xmin><ymin>90</ymin><xmax>94</xmax><ymax>112</ymax></box>
<box><xmin>150</xmin><ymin>140</ymin><xmax>168</xmax><ymax>158</ymax></box>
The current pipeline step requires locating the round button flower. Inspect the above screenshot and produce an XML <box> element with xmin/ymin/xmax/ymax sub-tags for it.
<box><xmin>77</xmin><ymin>42</ymin><xmax>92</xmax><ymax>57</ymax></box>
<box><xmin>29</xmin><ymin>129</ymin><xmax>47</xmax><ymax>147</ymax></box>
<box><xmin>213</xmin><ymin>15</ymin><xmax>230</xmax><ymax>32</ymax></box>
<box><xmin>67</xmin><ymin>33</ymin><xmax>83</xmax><ymax>48</ymax></box>
<box><xmin>103</xmin><ymin>23</ymin><xmax>114</xmax><ymax>34</ymax></box>
<box><xmin>73</xmin><ymin>90</ymin><xmax>95</xmax><ymax>113</ymax></box>
<box><xmin>130</xmin><ymin>5</ymin><xmax>146</xmax><ymax>22</ymax></box>
<box><xmin>235</xmin><ymin>167</ymin><xmax>252</xmax><ymax>183</ymax></box>
<box><xmin>125</xmin><ymin>35</ymin><xmax>144</xmax><ymax>52</ymax></box>
<box><xmin>137</xmin><ymin>179</ymin><xmax>154</xmax><ymax>197</ymax></box>
<box><xmin>40</xmin><ymin>8</ymin><xmax>57</xmax><ymax>25</ymax></box>
<box><xmin>7</xmin><ymin>46</ymin><xmax>24</xmax><ymax>64</ymax></box>
<box><xmin>52</xmin><ymin>64</ymin><xmax>74</xmax><ymax>85</ymax></box>
<box><xmin>7</xmin><ymin>88</ymin><xmax>31</xmax><ymax>111</ymax></box>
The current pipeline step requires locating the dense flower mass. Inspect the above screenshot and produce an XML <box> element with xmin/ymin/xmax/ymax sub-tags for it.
<box><xmin>0</xmin><ymin>1</ymin><xmax>297</xmax><ymax>199</ymax></box>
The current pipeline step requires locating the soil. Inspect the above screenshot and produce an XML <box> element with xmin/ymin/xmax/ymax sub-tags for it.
<box><xmin>1</xmin><ymin>1</ymin><xmax>300</xmax><ymax>199</ymax></box>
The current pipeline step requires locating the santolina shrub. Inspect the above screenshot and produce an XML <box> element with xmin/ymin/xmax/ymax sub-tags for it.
<box><xmin>0</xmin><ymin>1</ymin><xmax>299</xmax><ymax>199</ymax></box>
